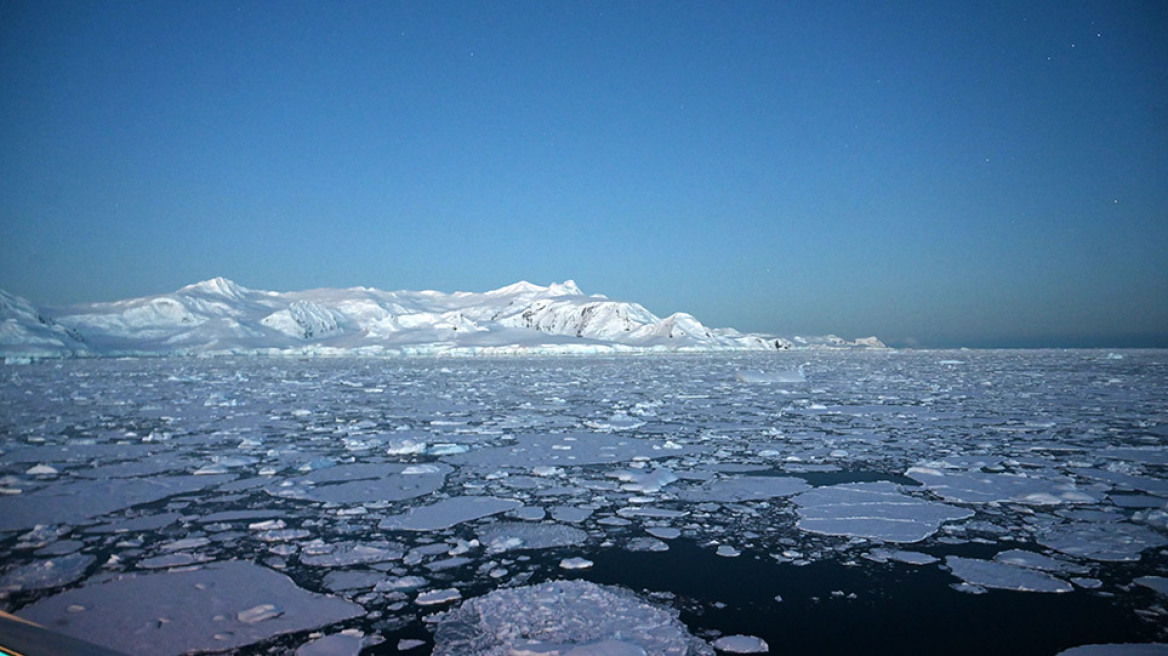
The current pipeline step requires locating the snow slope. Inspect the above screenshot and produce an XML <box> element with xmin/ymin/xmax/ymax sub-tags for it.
<box><xmin>1</xmin><ymin>278</ymin><xmax>884</xmax><ymax>357</ymax></box>
<box><xmin>0</xmin><ymin>290</ymin><xmax>89</xmax><ymax>361</ymax></box>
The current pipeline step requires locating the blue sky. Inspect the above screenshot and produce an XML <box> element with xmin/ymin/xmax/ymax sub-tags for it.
<box><xmin>2</xmin><ymin>1</ymin><xmax>1166</xmax><ymax>348</ymax></box>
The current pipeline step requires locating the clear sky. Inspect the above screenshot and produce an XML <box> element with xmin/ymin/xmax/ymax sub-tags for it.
<box><xmin>2</xmin><ymin>1</ymin><xmax>1166</xmax><ymax>348</ymax></box>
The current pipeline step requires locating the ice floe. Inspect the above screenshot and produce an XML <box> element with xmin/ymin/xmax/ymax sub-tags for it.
<box><xmin>379</xmin><ymin>496</ymin><xmax>522</xmax><ymax>531</ymax></box>
<box><xmin>792</xmin><ymin>482</ymin><xmax>973</xmax><ymax>543</ymax></box>
<box><xmin>945</xmin><ymin>556</ymin><xmax>1074</xmax><ymax>593</ymax></box>
<box><xmin>431</xmin><ymin>580</ymin><xmax>713</xmax><ymax>655</ymax></box>
<box><xmin>15</xmin><ymin>561</ymin><xmax>362</xmax><ymax>655</ymax></box>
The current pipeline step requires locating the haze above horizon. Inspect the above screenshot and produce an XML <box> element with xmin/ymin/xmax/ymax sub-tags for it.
<box><xmin>2</xmin><ymin>1</ymin><xmax>1165</xmax><ymax>349</ymax></box>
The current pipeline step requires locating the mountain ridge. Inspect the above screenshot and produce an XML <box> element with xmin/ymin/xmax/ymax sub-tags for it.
<box><xmin>1</xmin><ymin>278</ymin><xmax>884</xmax><ymax>360</ymax></box>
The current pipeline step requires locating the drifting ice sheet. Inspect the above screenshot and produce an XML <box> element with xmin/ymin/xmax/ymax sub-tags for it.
<box><xmin>946</xmin><ymin>556</ymin><xmax>1073</xmax><ymax>593</ymax></box>
<box><xmin>431</xmin><ymin>579</ymin><xmax>712</xmax><ymax>655</ymax></box>
<box><xmin>379</xmin><ymin>496</ymin><xmax>522</xmax><ymax>531</ymax></box>
<box><xmin>16</xmin><ymin>560</ymin><xmax>363</xmax><ymax>656</ymax></box>
<box><xmin>792</xmin><ymin>482</ymin><xmax>973</xmax><ymax>543</ymax></box>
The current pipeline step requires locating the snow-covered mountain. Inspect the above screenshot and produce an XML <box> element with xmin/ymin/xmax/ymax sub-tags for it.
<box><xmin>1</xmin><ymin>278</ymin><xmax>884</xmax><ymax>359</ymax></box>
<box><xmin>0</xmin><ymin>290</ymin><xmax>90</xmax><ymax>361</ymax></box>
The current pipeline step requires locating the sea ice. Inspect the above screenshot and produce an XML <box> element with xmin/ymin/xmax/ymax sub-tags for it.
<box><xmin>0</xmin><ymin>553</ymin><xmax>94</xmax><ymax>591</ymax></box>
<box><xmin>378</xmin><ymin>496</ymin><xmax>522</xmax><ymax>531</ymax></box>
<box><xmin>945</xmin><ymin>556</ymin><xmax>1073</xmax><ymax>593</ymax></box>
<box><xmin>905</xmin><ymin>467</ymin><xmax>1101</xmax><ymax>505</ymax></box>
<box><xmin>477</xmin><ymin>522</ymin><xmax>588</xmax><ymax>553</ymax></box>
<box><xmin>792</xmin><ymin>482</ymin><xmax>973</xmax><ymax>543</ymax></box>
<box><xmin>15</xmin><ymin>560</ymin><xmax>362</xmax><ymax>656</ymax></box>
<box><xmin>1058</xmin><ymin>645</ymin><xmax>1168</xmax><ymax>655</ymax></box>
<box><xmin>430</xmin><ymin>580</ymin><xmax>713</xmax><ymax>655</ymax></box>
<box><xmin>1037</xmin><ymin>523</ymin><xmax>1168</xmax><ymax>562</ymax></box>
<box><xmin>712</xmin><ymin>634</ymin><xmax>770</xmax><ymax>653</ymax></box>
<box><xmin>679</xmin><ymin>476</ymin><xmax>809</xmax><ymax>502</ymax></box>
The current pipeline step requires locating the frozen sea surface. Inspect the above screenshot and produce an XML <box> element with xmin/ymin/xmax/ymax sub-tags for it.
<box><xmin>1</xmin><ymin>350</ymin><xmax>1166</xmax><ymax>654</ymax></box>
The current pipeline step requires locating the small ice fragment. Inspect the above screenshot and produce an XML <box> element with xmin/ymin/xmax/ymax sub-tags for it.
<box><xmin>646</xmin><ymin>527</ymin><xmax>681</xmax><ymax>540</ymax></box>
<box><xmin>397</xmin><ymin>639</ymin><xmax>426</xmax><ymax>651</ymax></box>
<box><xmin>716</xmin><ymin>545</ymin><xmax>741</xmax><ymax>558</ymax></box>
<box><xmin>736</xmin><ymin>367</ymin><xmax>805</xmax><ymax>384</ymax></box>
<box><xmin>26</xmin><ymin>464</ymin><xmax>58</xmax><ymax>476</ymax></box>
<box><xmin>559</xmin><ymin>557</ymin><xmax>594</xmax><ymax>570</ymax></box>
<box><xmin>1135</xmin><ymin>576</ymin><xmax>1168</xmax><ymax>596</ymax></box>
<box><xmin>713</xmin><ymin>634</ymin><xmax>770</xmax><ymax>653</ymax></box>
<box><xmin>946</xmin><ymin>557</ymin><xmax>1073</xmax><ymax>593</ymax></box>
<box><xmin>1057</xmin><ymin>645</ymin><xmax>1168</xmax><ymax>655</ymax></box>
<box><xmin>295</xmin><ymin>631</ymin><xmax>364</xmax><ymax>656</ymax></box>
<box><xmin>416</xmin><ymin>587</ymin><xmax>461</xmax><ymax>606</ymax></box>
<box><xmin>237</xmin><ymin>603</ymin><xmax>284</xmax><ymax>624</ymax></box>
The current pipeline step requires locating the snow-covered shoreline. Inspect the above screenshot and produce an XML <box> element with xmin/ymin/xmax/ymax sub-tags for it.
<box><xmin>2</xmin><ymin>278</ymin><xmax>884</xmax><ymax>361</ymax></box>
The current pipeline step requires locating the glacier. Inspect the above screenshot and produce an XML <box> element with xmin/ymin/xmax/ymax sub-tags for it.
<box><xmin>0</xmin><ymin>278</ymin><xmax>884</xmax><ymax>359</ymax></box>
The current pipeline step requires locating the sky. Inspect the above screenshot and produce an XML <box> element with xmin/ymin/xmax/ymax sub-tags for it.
<box><xmin>2</xmin><ymin>1</ymin><xmax>1166</xmax><ymax>348</ymax></box>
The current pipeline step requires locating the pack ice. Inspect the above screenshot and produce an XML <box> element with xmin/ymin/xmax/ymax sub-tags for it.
<box><xmin>1</xmin><ymin>349</ymin><xmax>1165</xmax><ymax>654</ymax></box>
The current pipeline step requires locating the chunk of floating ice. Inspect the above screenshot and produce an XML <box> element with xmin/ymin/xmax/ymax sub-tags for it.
<box><xmin>477</xmin><ymin>522</ymin><xmax>588</xmax><ymax>554</ymax></box>
<box><xmin>26</xmin><ymin>464</ymin><xmax>58</xmax><ymax>476</ymax></box>
<box><xmin>431</xmin><ymin>580</ymin><xmax>712</xmax><ymax>655</ymax></box>
<box><xmin>905</xmin><ymin>467</ymin><xmax>1101</xmax><ymax>505</ymax></box>
<box><xmin>736</xmin><ymin>367</ymin><xmax>805</xmax><ymax>384</ymax></box>
<box><xmin>646</xmin><ymin>527</ymin><xmax>681</xmax><ymax>540</ymax></box>
<box><xmin>295</xmin><ymin>631</ymin><xmax>365</xmax><ymax>656</ymax></box>
<box><xmin>1037</xmin><ymin>522</ymin><xmax>1168</xmax><ymax>562</ymax></box>
<box><xmin>1134</xmin><ymin>576</ymin><xmax>1168</xmax><ymax>596</ymax></box>
<box><xmin>1057</xmin><ymin>644</ymin><xmax>1168</xmax><ymax>655</ymax></box>
<box><xmin>993</xmin><ymin>549</ymin><xmax>1088</xmax><ymax>574</ymax></box>
<box><xmin>679</xmin><ymin>476</ymin><xmax>809</xmax><ymax>503</ymax></box>
<box><xmin>792</xmin><ymin>482</ymin><xmax>973</xmax><ymax>543</ymax></box>
<box><xmin>865</xmin><ymin>549</ymin><xmax>939</xmax><ymax>565</ymax></box>
<box><xmin>15</xmin><ymin>561</ymin><xmax>363</xmax><ymax>655</ymax></box>
<box><xmin>559</xmin><ymin>557</ymin><xmax>594</xmax><ymax>570</ymax></box>
<box><xmin>0</xmin><ymin>553</ymin><xmax>94</xmax><ymax>591</ymax></box>
<box><xmin>379</xmin><ymin>496</ymin><xmax>522</xmax><ymax>531</ymax></box>
<box><xmin>397</xmin><ymin>639</ymin><xmax>427</xmax><ymax>651</ymax></box>
<box><xmin>712</xmin><ymin>634</ymin><xmax>770</xmax><ymax>653</ymax></box>
<box><xmin>416</xmin><ymin>587</ymin><xmax>462</xmax><ymax>606</ymax></box>
<box><xmin>715</xmin><ymin>545</ymin><xmax>741</xmax><ymax>558</ymax></box>
<box><xmin>444</xmin><ymin>433</ymin><xmax>688</xmax><ymax>469</ymax></box>
<box><xmin>945</xmin><ymin>556</ymin><xmax>1073</xmax><ymax>593</ymax></box>
<box><xmin>238</xmin><ymin>603</ymin><xmax>283</xmax><ymax>623</ymax></box>
<box><xmin>299</xmin><ymin>542</ymin><xmax>404</xmax><ymax>566</ymax></box>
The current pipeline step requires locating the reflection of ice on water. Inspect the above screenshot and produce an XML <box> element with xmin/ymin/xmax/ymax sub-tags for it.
<box><xmin>0</xmin><ymin>351</ymin><xmax>1165</xmax><ymax>654</ymax></box>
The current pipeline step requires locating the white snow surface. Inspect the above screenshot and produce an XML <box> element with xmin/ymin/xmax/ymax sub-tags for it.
<box><xmin>0</xmin><ymin>278</ymin><xmax>886</xmax><ymax>358</ymax></box>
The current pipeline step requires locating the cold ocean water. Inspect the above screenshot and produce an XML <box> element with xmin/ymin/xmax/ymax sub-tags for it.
<box><xmin>0</xmin><ymin>350</ymin><xmax>1166</xmax><ymax>655</ymax></box>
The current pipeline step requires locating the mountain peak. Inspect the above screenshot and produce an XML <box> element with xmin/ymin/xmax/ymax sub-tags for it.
<box><xmin>486</xmin><ymin>281</ymin><xmax>546</xmax><ymax>296</ymax></box>
<box><xmin>179</xmin><ymin>277</ymin><xmax>249</xmax><ymax>299</ymax></box>
<box><xmin>548</xmin><ymin>280</ymin><xmax>583</xmax><ymax>296</ymax></box>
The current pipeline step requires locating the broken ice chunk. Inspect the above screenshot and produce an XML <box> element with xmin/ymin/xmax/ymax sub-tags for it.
<box><xmin>945</xmin><ymin>557</ymin><xmax>1073</xmax><ymax>593</ymax></box>
<box><xmin>792</xmin><ymin>482</ymin><xmax>972</xmax><ymax>543</ymax></box>
<box><xmin>905</xmin><ymin>467</ymin><xmax>1101</xmax><ymax>505</ymax></box>
<box><xmin>559</xmin><ymin>557</ymin><xmax>594</xmax><ymax>570</ymax></box>
<box><xmin>477</xmin><ymin>522</ymin><xmax>588</xmax><ymax>554</ymax></box>
<box><xmin>712</xmin><ymin>634</ymin><xmax>770</xmax><ymax>653</ymax></box>
<box><xmin>378</xmin><ymin>496</ymin><xmax>521</xmax><ymax>531</ymax></box>
<box><xmin>238</xmin><ymin>603</ymin><xmax>283</xmax><ymax>623</ymax></box>
<box><xmin>416</xmin><ymin>587</ymin><xmax>462</xmax><ymax>606</ymax></box>
<box><xmin>15</xmin><ymin>561</ymin><xmax>362</xmax><ymax>655</ymax></box>
<box><xmin>430</xmin><ymin>580</ymin><xmax>711</xmax><ymax>655</ymax></box>
<box><xmin>1037</xmin><ymin>522</ymin><xmax>1168</xmax><ymax>562</ymax></box>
